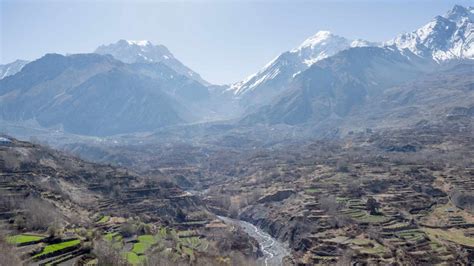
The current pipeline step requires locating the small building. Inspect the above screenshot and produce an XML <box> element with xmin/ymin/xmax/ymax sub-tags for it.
<box><xmin>0</xmin><ymin>137</ymin><xmax>12</xmax><ymax>145</ymax></box>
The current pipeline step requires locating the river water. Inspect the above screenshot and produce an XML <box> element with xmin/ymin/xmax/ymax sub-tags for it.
<box><xmin>218</xmin><ymin>216</ymin><xmax>290</xmax><ymax>266</ymax></box>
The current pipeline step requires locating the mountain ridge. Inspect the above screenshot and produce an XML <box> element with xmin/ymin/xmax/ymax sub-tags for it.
<box><xmin>95</xmin><ymin>39</ymin><xmax>210</xmax><ymax>85</ymax></box>
<box><xmin>240</xmin><ymin>5</ymin><xmax>473</xmax><ymax>127</ymax></box>
<box><xmin>386</xmin><ymin>5</ymin><xmax>473</xmax><ymax>61</ymax></box>
<box><xmin>0</xmin><ymin>53</ymin><xmax>195</xmax><ymax>136</ymax></box>
<box><xmin>229</xmin><ymin>31</ymin><xmax>377</xmax><ymax>108</ymax></box>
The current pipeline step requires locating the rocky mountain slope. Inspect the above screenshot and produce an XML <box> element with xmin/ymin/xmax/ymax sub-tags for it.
<box><xmin>0</xmin><ymin>53</ymin><xmax>210</xmax><ymax>136</ymax></box>
<box><xmin>230</xmin><ymin>31</ymin><xmax>376</xmax><ymax>108</ymax></box>
<box><xmin>340</xmin><ymin>63</ymin><xmax>474</xmax><ymax>132</ymax></box>
<box><xmin>241</xmin><ymin>46</ymin><xmax>437</xmax><ymax>125</ymax></box>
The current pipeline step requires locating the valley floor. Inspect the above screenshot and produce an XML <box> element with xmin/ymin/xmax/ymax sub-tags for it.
<box><xmin>1</xmin><ymin>113</ymin><xmax>473</xmax><ymax>265</ymax></box>
<box><xmin>58</xmin><ymin>116</ymin><xmax>474</xmax><ymax>265</ymax></box>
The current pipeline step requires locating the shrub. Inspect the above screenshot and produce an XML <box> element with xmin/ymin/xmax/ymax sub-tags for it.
<box><xmin>119</xmin><ymin>222</ymin><xmax>136</xmax><ymax>238</ymax></box>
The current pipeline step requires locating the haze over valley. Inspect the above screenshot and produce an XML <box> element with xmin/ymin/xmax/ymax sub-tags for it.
<box><xmin>0</xmin><ymin>2</ymin><xmax>473</xmax><ymax>265</ymax></box>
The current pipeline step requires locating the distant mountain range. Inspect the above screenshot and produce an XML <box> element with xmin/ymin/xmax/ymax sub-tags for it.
<box><xmin>241</xmin><ymin>5</ymin><xmax>473</xmax><ymax>127</ymax></box>
<box><xmin>0</xmin><ymin>5</ymin><xmax>472</xmax><ymax>137</ymax></box>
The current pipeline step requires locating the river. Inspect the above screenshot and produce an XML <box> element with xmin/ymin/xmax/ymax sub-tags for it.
<box><xmin>218</xmin><ymin>216</ymin><xmax>290</xmax><ymax>266</ymax></box>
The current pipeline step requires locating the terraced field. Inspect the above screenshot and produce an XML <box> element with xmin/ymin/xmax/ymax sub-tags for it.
<box><xmin>0</xmin><ymin>138</ymin><xmax>261</xmax><ymax>265</ymax></box>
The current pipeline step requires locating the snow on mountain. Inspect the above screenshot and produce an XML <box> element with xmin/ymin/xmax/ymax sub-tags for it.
<box><xmin>95</xmin><ymin>40</ymin><xmax>209</xmax><ymax>85</ymax></box>
<box><xmin>0</xmin><ymin>60</ymin><xmax>29</xmax><ymax>80</ymax></box>
<box><xmin>125</xmin><ymin>40</ymin><xmax>152</xmax><ymax>46</ymax></box>
<box><xmin>291</xmin><ymin>31</ymin><xmax>376</xmax><ymax>67</ymax></box>
<box><xmin>241</xmin><ymin>5</ymin><xmax>473</xmax><ymax>128</ymax></box>
<box><xmin>386</xmin><ymin>5</ymin><xmax>473</xmax><ymax>62</ymax></box>
<box><xmin>95</xmin><ymin>39</ymin><xmax>172</xmax><ymax>63</ymax></box>
<box><xmin>232</xmin><ymin>5</ymin><xmax>473</xmax><ymax>109</ymax></box>
<box><xmin>230</xmin><ymin>31</ymin><xmax>377</xmax><ymax>106</ymax></box>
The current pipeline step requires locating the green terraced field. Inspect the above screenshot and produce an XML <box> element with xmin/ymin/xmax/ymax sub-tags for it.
<box><xmin>350</xmin><ymin>212</ymin><xmax>391</xmax><ymax>224</ymax></box>
<box><xmin>127</xmin><ymin>234</ymin><xmax>160</xmax><ymax>263</ymax></box>
<box><xmin>132</xmin><ymin>242</ymin><xmax>149</xmax><ymax>254</ymax></box>
<box><xmin>124</xmin><ymin>251</ymin><xmax>147</xmax><ymax>265</ymax></box>
<box><xmin>137</xmin><ymin>235</ymin><xmax>156</xmax><ymax>245</ymax></box>
<box><xmin>104</xmin><ymin>232</ymin><xmax>122</xmax><ymax>242</ymax></box>
<box><xmin>396</xmin><ymin>229</ymin><xmax>426</xmax><ymax>241</ymax></box>
<box><xmin>6</xmin><ymin>234</ymin><xmax>45</xmax><ymax>245</ymax></box>
<box><xmin>32</xmin><ymin>239</ymin><xmax>81</xmax><ymax>259</ymax></box>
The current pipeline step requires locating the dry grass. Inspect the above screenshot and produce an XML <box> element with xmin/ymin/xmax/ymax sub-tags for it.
<box><xmin>423</xmin><ymin>228</ymin><xmax>474</xmax><ymax>247</ymax></box>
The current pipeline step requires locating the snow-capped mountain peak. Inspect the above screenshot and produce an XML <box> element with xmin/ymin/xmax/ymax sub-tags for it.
<box><xmin>231</xmin><ymin>31</ymin><xmax>376</xmax><ymax>99</ymax></box>
<box><xmin>294</xmin><ymin>30</ymin><xmax>335</xmax><ymax>50</ymax></box>
<box><xmin>95</xmin><ymin>39</ymin><xmax>173</xmax><ymax>63</ymax></box>
<box><xmin>291</xmin><ymin>31</ymin><xmax>377</xmax><ymax>67</ymax></box>
<box><xmin>386</xmin><ymin>5</ymin><xmax>473</xmax><ymax>61</ymax></box>
<box><xmin>290</xmin><ymin>31</ymin><xmax>354</xmax><ymax>66</ymax></box>
<box><xmin>95</xmin><ymin>39</ymin><xmax>209</xmax><ymax>85</ymax></box>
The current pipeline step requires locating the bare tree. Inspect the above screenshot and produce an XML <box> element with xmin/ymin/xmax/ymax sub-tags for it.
<box><xmin>20</xmin><ymin>197</ymin><xmax>63</xmax><ymax>231</ymax></box>
<box><xmin>0</xmin><ymin>231</ymin><xmax>22</xmax><ymax>266</ymax></box>
<box><xmin>346</xmin><ymin>179</ymin><xmax>364</xmax><ymax>197</ymax></box>
<box><xmin>320</xmin><ymin>195</ymin><xmax>341</xmax><ymax>214</ymax></box>
<box><xmin>146</xmin><ymin>251</ymin><xmax>177</xmax><ymax>266</ymax></box>
<box><xmin>92</xmin><ymin>239</ymin><xmax>128</xmax><ymax>266</ymax></box>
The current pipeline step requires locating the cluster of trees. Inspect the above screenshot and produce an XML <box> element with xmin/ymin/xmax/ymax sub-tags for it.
<box><xmin>366</xmin><ymin>197</ymin><xmax>381</xmax><ymax>215</ymax></box>
<box><xmin>1</xmin><ymin>194</ymin><xmax>62</xmax><ymax>233</ymax></box>
<box><xmin>9</xmin><ymin>197</ymin><xmax>63</xmax><ymax>232</ymax></box>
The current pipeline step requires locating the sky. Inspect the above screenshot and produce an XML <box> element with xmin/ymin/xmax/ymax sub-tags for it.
<box><xmin>0</xmin><ymin>0</ymin><xmax>471</xmax><ymax>84</ymax></box>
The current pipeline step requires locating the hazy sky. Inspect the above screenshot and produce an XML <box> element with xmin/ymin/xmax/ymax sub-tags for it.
<box><xmin>1</xmin><ymin>0</ymin><xmax>471</xmax><ymax>84</ymax></box>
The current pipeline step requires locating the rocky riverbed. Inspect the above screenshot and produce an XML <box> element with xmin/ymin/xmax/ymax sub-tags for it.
<box><xmin>218</xmin><ymin>216</ymin><xmax>290</xmax><ymax>266</ymax></box>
